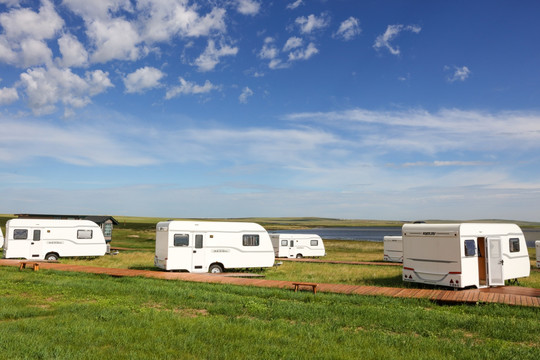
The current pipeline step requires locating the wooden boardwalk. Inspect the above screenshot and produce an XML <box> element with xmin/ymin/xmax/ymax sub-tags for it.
<box><xmin>1</xmin><ymin>259</ymin><xmax>538</xmax><ymax>307</ymax></box>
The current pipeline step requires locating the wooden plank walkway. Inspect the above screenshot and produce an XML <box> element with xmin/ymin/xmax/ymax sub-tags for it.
<box><xmin>1</xmin><ymin>259</ymin><xmax>538</xmax><ymax>307</ymax></box>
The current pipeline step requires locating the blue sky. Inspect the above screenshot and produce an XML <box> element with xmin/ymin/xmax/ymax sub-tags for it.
<box><xmin>1</xmin><ymin>0</ymin><xmax>540</xmax><ymax>221</ymax></box>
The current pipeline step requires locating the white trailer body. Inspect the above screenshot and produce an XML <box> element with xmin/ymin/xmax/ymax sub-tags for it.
<box><xmin>536</xmin><ymin>240</ymin><xmax>540</xmax><ymax>269</ymax></box>
<box><xmin>383</xmin><ymin>236</ymin><xmax>403</xmax><ymax>262</ymax></box>
<box><xmin>3</xmin><ymin>219</ymin><xmax>107</xmax><ymax>260</ymax></box>
<box><xmin>154</xmin><ymin>220</ymin><xmax>275</xmax><ymax>273</ymax></box>
<box><xmin>402</xmin><ymin>223</ymin><xmax>530</xmax><ymax>288</ymax></box>
<box><xmin>270</xmin><ymin>234</ymin><xmax>325</xmax><ymax>258</ymax></box>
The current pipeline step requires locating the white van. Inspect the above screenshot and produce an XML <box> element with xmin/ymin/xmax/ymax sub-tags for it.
<box><xmin>270</xmin><ymin>234</ymin><xmax>325</xmax><ymax>258</ymax></box>
<box><xmin>402</xmin><ymin>223</ymin><xmax>530</xmax><ymax>288</ymax></box>
<box><xmin>3</xmin><ymin>219</ymin><xmax>107</xmax><ymax>260</ymax></box>
<box><xmin>383</xmin><ymin>236</ymin><xmax>402</xmax><ymax>262</ymax></box>
<box><xmin>154</xmin><ymin>220</ymin><xmax>275</xmax><ymax>273</ymax></box>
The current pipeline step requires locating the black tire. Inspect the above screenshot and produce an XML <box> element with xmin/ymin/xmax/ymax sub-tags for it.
<box><xmin>209</xmin><ymin>264</ymin><xmax>224</xmax><ymax>274</ymax></box>
<box><xmin>296</xmin><ymin>254</ymin><xmax>303</xmax><ymax>259</ymax></box>
<box><xmin>45</xmin><ymin>253</ymin><xmax>59</xmax><ymax>261</ymax></box>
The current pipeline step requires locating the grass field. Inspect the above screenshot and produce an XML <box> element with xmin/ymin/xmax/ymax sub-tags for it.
<box><xmin>1</xmin><ymin>267</ymin><xmax>539</xmax><ymax>360</ymax></box>
<box><xmin>1</xmin><ymin>215</ymin><xmax>539</xmax><ymax>358</ymax></box>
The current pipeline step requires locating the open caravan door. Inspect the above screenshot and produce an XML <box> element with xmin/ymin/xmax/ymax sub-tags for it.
<box><xmin>487</xmin><ymin>237</ymin><xmax>504</xmax><ymax>286</ymax></box>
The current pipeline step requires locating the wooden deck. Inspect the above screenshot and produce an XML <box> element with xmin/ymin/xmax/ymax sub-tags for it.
<box><xmin>1</xmin><ymin>259</ymin><xmax>538</xmax><ymax>307</ymax></box>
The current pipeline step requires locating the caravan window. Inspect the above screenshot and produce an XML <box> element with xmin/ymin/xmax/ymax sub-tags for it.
<box><xmin>13</xmin><ymin>229</ymin><xmax>28</xmax><ymax>240</ymax></box>
<box><xmin>174</xmin><ymin>234</ymin><xmax>189</xmax><ymax>247</ymax></box>
<box><xmin>281</xmin><ymin>240</ymin><xmax>288</xmax><ymax>246</ymax></box>
<box><xmin>464</xmin><ymin>240</ymin><xmax>476</xmax><ymax>256</ymax></box>
<box><xmin>310</xmin><ymin>240</ymin><xmax>318</xmax><ymax>246</ymax></box>
<box><xmin>77</xmin><ymin>230</ymin><xmax>93</xmax><ymax>239</ymax></box>
<box><xmin>509</xmin><ymin>238</ymin><xmax>520</xmax><ymax>253</ymax></box>
<box><xmin>195</xmin><ymin>235</ymin><xmax>203</xmax><ymax>249</ymax></box>
<box><xmin>243</xmin><ymin>234</ymin><xmax>259</xmax><ymax>246</ymax></box>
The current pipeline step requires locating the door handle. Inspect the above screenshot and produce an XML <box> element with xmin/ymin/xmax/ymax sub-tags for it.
<box><xmin>499</xmin><ymin>260</ymin><xmax>504</xmax><ymax>265</ymax></box>
<box><xmin>193</xmin><ymin>250</ymin><xmax>197</xmax><ymax>253</ymax></box>
<box><xmin>31</xmin><ymin>242</ymin><xmax>34</xmax><ymax>245</ymax></box>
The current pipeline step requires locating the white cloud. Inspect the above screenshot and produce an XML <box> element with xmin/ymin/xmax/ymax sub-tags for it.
<box><xmin>285</xmin><ymin>108</ymin><xmax>540</xmax><ymax>154</ymax></box>
<box><xmin>124</xmin><ymin>66</ymin><xmax>165</xmax><ymax>94</ymax></box>
<box><xmin>446</xmin><ymin>65</ymin><xmax>471</xmax><ymax>82</ymax></box>
<box><xmin>283</xmin><ymin>37</ymin><xmax>303</xmax><ymax>52</ymax></box>
<box><xmin>334</xmin><ymin>17</ymin><xmax>361</xmax><ymax>41</ymax></box>
<box><xmin>0</xmin><ymin>0</ymin><xmax>19</xmax><ymax>7</ymax></box>
<box><xmin>239</xmin><ymin>86</ymin><xmax>253</xmax><ymax>103</ymax></box>
<box><xmin>0</xmin><ymin>0</ymin><xmax>63</xmax><ymax>41</ymax></box>
<box><xmin>286</xmin><ymin>0</ymin><xmax>303</xmax><ymax>10</ymax></box>
<box><xmin>165</xmin><ymin>77</ymin><xmax>219</xmax><ymax>99</ymax></box>
<box><xmin>63</xmin><ymin>0</ymin><xmax>133</xmax><ymax>21</ymax></box>
<box><xmin>259</xmin><ymin>37</ymin><xmax>278</xmax><ymax>60</ymax></box>
<box><xmin>0</xmin><ymin>117</ymin><xmax>156</xmax><ymax>166</ymax></box>
<box><xmin>288</xmin><ymin>42</ymin><xmax>318</xmax><ymax>61</ymax></box>
<box><xmin>20</xmin><ymin>38</ymin><xmax>53</xmax><ymax>67</ymax></box>
<box><xmin>57</xmin><ymin>33</ymin><xmax>89</xmax><ymax>68</ymax></box>
<box><xmin>0</xmin><ymin>86</ymin><xmax>18</xmax><ymax>105</ymax></box>
<box><xmin>19</xmin><ymin>66</ymin><xmax>113</xmax><ymax>115</ymax></box>
<box><xmin>0</xmin><ymin>0</ymin><xmax>63</xmax><ymax>67</ymax></box>
<box><xmin>136</xmin><ymin>2</ymin><xmax>226</xmax><ymax>42</ymax></box>
<box><xmin>373</xmin><ymin>24</ymin><xmax>421</xmax><ymax>55</ymax></box>
<box><xmin>295</xmin><ymin>13</ymin><xmax>329</xmax><ymax>34</ymax></box>
<box><xmin>88</xmin><ymin>18</ymin><xmax>141</xmax><ymax>63</ymax></box>
<box><xmin>236</xmin><ymin>0</ymin><xmax>260</xmax><ymax>16</ymax></box>
<box><xmin>194</xmin><ymin>39</ymin><xmax>238</xmax><ymax>72</ymax></box>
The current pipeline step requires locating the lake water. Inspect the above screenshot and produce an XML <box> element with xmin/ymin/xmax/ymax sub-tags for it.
<box><xmin>271</xmin><ymin>227</ymin><xmax>540</xmax><ymax>248</ymax></box>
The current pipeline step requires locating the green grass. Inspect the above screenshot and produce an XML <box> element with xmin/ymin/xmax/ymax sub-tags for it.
<box><xmin>0</xmin><ymin>266</ymin><xmax>539</xmax><ymax>359</ymax></box>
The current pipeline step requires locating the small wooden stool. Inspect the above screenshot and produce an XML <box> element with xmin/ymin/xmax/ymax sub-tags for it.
<box><xmin>292</xmin><ymin>282</ymin><xmax>318</xmax><ymax>294</ymax></box>
<box><xmin>18</xmin><ymin>262</ymin><xmax>40</xmax><ymax>271</ymax></box>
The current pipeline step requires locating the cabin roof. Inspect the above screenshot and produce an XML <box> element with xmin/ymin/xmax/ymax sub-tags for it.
<box><xmin>16</xmin><ymin>214</ymin><xmax>119</xmax><ymax>225</ymax></box>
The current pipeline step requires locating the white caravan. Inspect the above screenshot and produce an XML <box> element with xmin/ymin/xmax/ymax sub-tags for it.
<box><xmin>536</xmin><ymin>240</ymin><xmax>540</xmax><ymax>268</ymax></box>
<box><xmin>154</xmin><ymin>220</ymin><xmax>275</xmax><ymax>273</ymax></box>
<box><xmin>3</xmin><ymin>219</ymin><xmax>107</xmax><ymax>260</ymax></box>
<box><xmin>0</xmin><ymin>226</ymin><xmax>4</xmax><ymax>249</ymax></box>
<box><xmin>383</xmin><ymin>236</ymin><xmax>402</xmax><ymax>263</ymax></box>
<box><xmin>270</xmin><ymin>234</ymin><xmax>325</xmax><ymax>258</ymax></box>
<box><xmin>402</xmin><ymin>223</ymin><xmax>530</xmax><ymax>288</ymax></box>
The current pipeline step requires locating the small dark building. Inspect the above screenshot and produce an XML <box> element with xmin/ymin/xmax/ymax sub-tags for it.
<box><xmin>16</xmin><ymin>214</ymin><xmax>119</xmax><ymax>243</ymax></box>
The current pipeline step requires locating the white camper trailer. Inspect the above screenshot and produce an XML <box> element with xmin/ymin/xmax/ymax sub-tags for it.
<box><xmin>270</xmin><ymin>234</ymin><xmax>325</xmax><ymax>258</ymax></box>
<box><xmin>383</xmin><ymin>236</ymin><xmax>402</xmax><ymax>262</ymax></box>
<box><xmin>3</xmin><ymin>219</ymin><xmax>107</xmax><ymax>260</ymax></box>
<box><xmin>154</xmin><ymin>220</ymin><xmax>275</xmax><ymax>273</ymax></box>
<box><xmin>536</xmin><ymin>240</ymin><xmax>540</xmax><ymax>269</ymax></box>
<box><xmin>402</xmin><ymin>223</ymin><xmax>530</xmax><ymax>288</ymax></box>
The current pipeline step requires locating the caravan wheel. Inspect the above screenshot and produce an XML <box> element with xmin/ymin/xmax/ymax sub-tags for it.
<box><xmin>209</xmin><ymin>264</ymin><xmax>224</xmax><ymax>274</ymax></box>
<box><xmin>45</xmin><ymin>253</ymin><xmax>59</xmax><ymax>261</ymax></box>
<box><xmin>296</xmin><ymin>254</ymin><xmax>303</xmax><ymax>259</ymax></box>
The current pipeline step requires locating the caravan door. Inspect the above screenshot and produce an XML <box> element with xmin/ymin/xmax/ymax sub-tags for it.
<box><xmin>192</xmin><ymin>234</ymin><xmax>205</xmax><ymax>272</ymax></box>
<box><xmin>288</xmin><ymin>240</ymin><xmax>296</xmax><ymax>258</ymax></box>
<box><xmin>29</xmin><ymin>229</ymin><xmax>43</xmax><ymax>259</ymax></box>
<box><xmin>487</xmin><ymin>237</ymin><xmax>504</xmax><ymax>286</ymax></box>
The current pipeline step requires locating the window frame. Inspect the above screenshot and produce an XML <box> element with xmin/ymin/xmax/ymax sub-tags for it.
<box><xmin>174</xmin><ymin>233</ymin><xmax>189</xmax><ymax>247</ymax></box>
<box><xmin>310</xmin><ymin>240</ymin><xmax>318</xmax><ymax>246</ymax></box>
<box><xmin>77</xmin><ymin>229</ymin><xmax>93</xmax><ymax>239</ymax></box>
<box><xmin>242</xmin><ymin>234</ymin><xmax>260</xmax><ymax>247</ymax></box>
<box><xmin>509</xmin><ymin>238</ymin><xmax>520</xmax><ymax>253</ymax></box>
<box><xmin>13</xmin><ymin>229</ymin><xmax>28</xmax><ymax>240</ymax></box>
<box><xmin>464</xmin><ymin>239</ymin><xmax>476</xmax><ymax>257</ymax></box>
